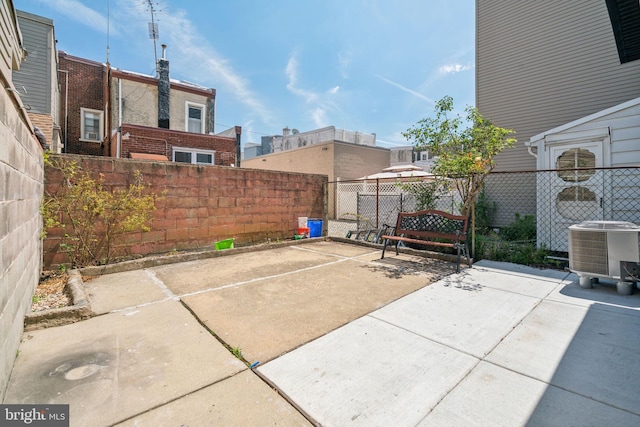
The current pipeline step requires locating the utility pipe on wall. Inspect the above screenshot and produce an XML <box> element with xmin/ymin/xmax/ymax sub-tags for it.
<box><xmin>117</xmin><ymin>77</ymin><xmax>122</xmax><ymax>158</ymax></box>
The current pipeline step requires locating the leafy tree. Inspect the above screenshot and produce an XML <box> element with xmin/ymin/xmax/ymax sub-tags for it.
<box><xmin>396</xmin><ymin>179</ymin><xmax>444</xmax><ymax>211</ymax></box>
<box><xmin>41</xmin><ymin>155</ymin><xmax>161</xmax><ymax>267</ymax></box>
<box><xmin>403</xmin><ymin>96</ymin><xmax>516</xmax><ymax>216</ymax></box>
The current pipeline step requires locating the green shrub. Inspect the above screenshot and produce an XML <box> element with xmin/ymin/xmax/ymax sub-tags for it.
<box><xmin>474</xmin><ymin>185</ymin><xmax>496</xmax><ymax>234</ymax></box>
<box><xmin>41</xmin><ymin>155</ymin><xmax>163</xmax><ymax>267</ymax></box>
<box><xmin>500</xmin><ymin>213</ymin><xmax>536</xmax><ymax>241</ymax></box>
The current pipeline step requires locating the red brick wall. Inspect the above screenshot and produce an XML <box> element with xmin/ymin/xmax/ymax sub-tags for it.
<box><xmin>59</xmin><ymin>53</ymin><xmax>105</xmax><ymax>156</ymax></box>
<box><xmin>43</xmin><ymin>154</ymin><xmax>326</xmax><ymax>268</ymax></box>
<box><xmin>119</xmin><ymin>124</ymin><xmax>237</xmax><ymax>166</ymax></box>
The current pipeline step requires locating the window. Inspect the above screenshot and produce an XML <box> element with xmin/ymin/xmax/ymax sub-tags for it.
<box><xmin>556</xmin><ymin>186</ymin><xmax>598</xmax><ymax>221</ymax></box>
<box><xmin>606</xmin><ymin>0</ymin><xmax>640</xmax><ymax>63</ymax></box>
<box><xmin>80</xmin><ymin>108</ymin><xmax>103</xmax><ymax>142</ymax></box>
<box><xmin>556</xmin><ymin>148</ymin><xmax>596</xmax><ymax>182</ymax></box>
<box><xmin>185</xmin><ymin>102</ymin><xmax>205</xmax><ymax>133</ymax></box>
<box><xmin>172</xmin><ymin>147</ymin><xmax>215</xmax><ymax>165</ymax></box>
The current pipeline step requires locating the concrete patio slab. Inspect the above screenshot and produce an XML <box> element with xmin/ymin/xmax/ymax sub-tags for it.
<box><xmin>115</xmin><ymin>370</ymin><xmax>311</xmax><ymax>426</ymax></box>
<box><xmin>420</xmin><ymin>361</ymin><xmax>640</xmax><ymax>426</ymax></box>
<box><xmin>6</xmin><ymin>241</ymin><xmax>640</xmax><ymax>427</ymax></box>
<box><xmin>4</xmin><ymin>300</ymin><xmax>245</xmax><ymax>426</ymax></box>
<box><xmin>152</xmin><ymin>245</ymin><xmax>341</xmax><ymax>295</ymax></box>
<box><xmin>370</xmin><ymin>273</ymin><xmax>541</xmax><ymax>358</ymax></box>
<box><xmin>486</xmin><ymin>299</ymin><xmax>640</xmax><ymax>415</ymax></box>
<box><xmin>181</xmin><ymin>256</ymin><xmax>444</xmax><ymax>363</ymax></box>
<box><xmin>474</xmin><ymin>259</ymin><xmax>573</xmax><ymax>281</ymax></box>
<box><xmin>458</xmin><ymin>261</ymin><xmax>573</xmax><ymax>299</ymax></box>
<box><xmin>257</xmin><ymin>315</ymin><xmax>479</xmax><ymax>427</ymax></box>
<box><xmin>84</xmin><ymin>269</ymin><xmax>172</xmax><ymax>314</ymax></box>
<box><xmin>546</xmin><ymin>278</ymin><xmax>640</xmax><ymax>311</ymax></box>
<box><xmin>296</xmin><ymin>240</ymin><xmax>381</xmax><ymax>258</ymax></box>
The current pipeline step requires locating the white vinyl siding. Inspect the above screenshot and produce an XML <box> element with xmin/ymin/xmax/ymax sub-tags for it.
<box><xmin>476</xmin><ymin>0</ymin><xmax>640</xmax><ymax>172</ymax></box>
<box><xmin>14</xmin><ymin>11</ymin><xmax>54</xmax><ymax>114</ymax></box>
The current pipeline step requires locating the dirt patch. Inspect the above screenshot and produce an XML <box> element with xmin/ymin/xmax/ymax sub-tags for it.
<box><xmin>25</xmin><ymin>270</ymin><xmax>93</xmax><ymax>331</ymax></box>
<box><xmin>32</xmin><ymin>271</ymin><xmax>72</xmax><ymax>312</ymax></box>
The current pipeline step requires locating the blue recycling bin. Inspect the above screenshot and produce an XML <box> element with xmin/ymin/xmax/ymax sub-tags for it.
<box><xmin>308</xmin><ymin>219</ymin><xmax>323</xmax><ymax>238</ymax></box>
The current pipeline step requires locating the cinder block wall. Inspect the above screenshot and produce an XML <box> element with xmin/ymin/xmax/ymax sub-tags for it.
<box><xmin>43</xmin><ymin>154</ymin><xmax>327</xmax><ymax>268</ymax></box>
<box><xmin>0</xmin><ymin>91</ymin><xmax>44</xmax><ymax>399</ymax></box>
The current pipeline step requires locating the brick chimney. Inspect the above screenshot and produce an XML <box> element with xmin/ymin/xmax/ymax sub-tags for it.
<box><xmin>157</xmin><ymin>44</ymin><xmax>170</xmax><ymax>129</ymax></box>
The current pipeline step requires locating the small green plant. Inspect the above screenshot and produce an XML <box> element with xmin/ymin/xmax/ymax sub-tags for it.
<box><xmin>473</xmin><ymin>185</ymin><xmax>496</xmax><ymax>234</ymax></box>
<box><xmin>231</xmin><ymin>347</ymin><xmax>243</xmax><ymax>359</ymax></box>
<box><xmin>32</xmin><ymin>295</ymin><xmax>42</xmax><ymax>304</ymax></box>
<box><xmin>500</xmin><ymin>213</ymin><xmax>536</xmax><ymax>242</ymax></box>
<box><xmin>41</xmin><ymin>156</ymin><xmax>162</xmax><ymax>267</ymax></box>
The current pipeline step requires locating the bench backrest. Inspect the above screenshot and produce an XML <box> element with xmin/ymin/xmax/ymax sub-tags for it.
<box><xmin>394</xmin><ymin>209</ymin><xmax>469</xmax><ymax>241</ymax></box>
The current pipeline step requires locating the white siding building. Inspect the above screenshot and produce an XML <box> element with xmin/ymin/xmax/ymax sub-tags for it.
<box><xmin>528</xmin><ymin>97</ymin><xmax>640</xmax><ymax>251</ymax></box>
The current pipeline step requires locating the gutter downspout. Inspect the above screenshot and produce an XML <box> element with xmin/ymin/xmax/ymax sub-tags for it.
<box><xmin>117</xmin><ymin>77</ymin><xmax>122</xmax><ymax>158</ymax></box>
<box><xmin>58</xmin><ymin>69</ymin><xmax>69</xmax><ymax>153</ymax></box>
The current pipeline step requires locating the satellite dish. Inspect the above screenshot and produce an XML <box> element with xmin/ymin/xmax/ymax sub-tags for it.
<box><xmin>292</xmin><ymin>129</ymin><xmax>299</xmax><ymax>134</ymax></box>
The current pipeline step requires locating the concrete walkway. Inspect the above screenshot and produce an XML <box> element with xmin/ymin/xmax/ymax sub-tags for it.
<box><xmin>3</xmin><ymin>241</ymin><xmax>640</xmax><ymax>426</ymax></box>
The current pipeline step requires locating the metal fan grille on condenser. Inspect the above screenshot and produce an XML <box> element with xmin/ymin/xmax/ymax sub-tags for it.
<box><xmin>568</xmin><ymin>229</ymin><xmax>608</xmax><ymax>276</ymax></box>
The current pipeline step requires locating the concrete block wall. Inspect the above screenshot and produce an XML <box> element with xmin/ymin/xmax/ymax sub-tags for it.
<box><xmin>43</xmin><ymin>155</ymin><xmax>326</xmax><ymax>268</ymax></box>
<box><xmin>0</xmin><ymin>89</ymin><xmax>44</xmax><ymax>399</ymax></box>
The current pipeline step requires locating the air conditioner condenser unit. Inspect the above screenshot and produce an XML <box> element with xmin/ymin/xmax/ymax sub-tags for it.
<box><xmin>568</xmin><ymin>221</ymin><xmax>640</xmax><ymax>295</ymax></box>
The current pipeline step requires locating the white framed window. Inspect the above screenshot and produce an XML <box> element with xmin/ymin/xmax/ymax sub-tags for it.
<box><xmin>419</xmin><ymin>150</ymin><xmax>437</xmax><ymax>161</ymax></box>
<box><xmin>80</xmin><ymin>108</ymin><xmax>103</xmax><ymax>142</ymax></box>
<box><xmin>185</xmin><ymin>102</ymin><xmax>206</xmax><ymax>134</ymax></box>
<box><xmin>172</xmin><ymin>147</ymin><xmax>215</xmax><ymax>165</ymax></box>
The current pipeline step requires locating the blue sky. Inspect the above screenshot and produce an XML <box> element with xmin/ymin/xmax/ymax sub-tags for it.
<box><xmin>15</xmin><ymin>0</ymin><xmax>475</xmax><ymax>150</ymax></box>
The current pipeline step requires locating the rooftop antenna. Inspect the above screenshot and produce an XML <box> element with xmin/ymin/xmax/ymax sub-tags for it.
<box><xmin>146</xmin><ymin>0</ymin><xmax>160</xmax><ymax>71</ymax></box>
<box><xmin>106</xmin><ymin>0</ymin><xmax>110</xmax><ymax>63</ymax></box>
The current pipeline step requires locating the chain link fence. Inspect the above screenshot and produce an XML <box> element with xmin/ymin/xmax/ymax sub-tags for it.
<box><xmin>328</xmin><ymin>167</ymin><xmax>640</xmax><ymax>257</ymax></box>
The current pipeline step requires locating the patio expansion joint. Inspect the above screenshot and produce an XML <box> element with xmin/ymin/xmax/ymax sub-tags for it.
<box><xmin>176</xmin><ymin>299</ymin><xmax>322</xmax><ymax>425</ymax></box>
<box><xmin>291</xmin><ymin>244</ymin><xmax>380</xmax><ymax>260</ymax></box>
<box><xmin>111</xmin><ymin>368</ymin><xmax>252</xmax><ymax>426</ymax></box>
<box><xmin>144</xmin><ymin>268</ymin><xmax>176</xmax><ymax>299</ymax></box>
<box><xmin>367</xmin><ymin>294</ymin><xmax>555</xmax><ymax>422</ymax></box>
<box><xmin>177</xmin><ymin>257</ymin><xmax>353</xmax><ymax>299</ymax></box>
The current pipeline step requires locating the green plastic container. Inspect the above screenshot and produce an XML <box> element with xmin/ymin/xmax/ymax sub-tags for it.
<box><xmin>215</xmin><ymin>238</ymin><xmax>235</xmax><ymax>250</ymax></box>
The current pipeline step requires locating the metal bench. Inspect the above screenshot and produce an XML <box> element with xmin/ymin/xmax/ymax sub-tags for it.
<box><xmin>381</xmin><ymin>209</ymin><xmax>471</xmax><ymax>272</ymax></box>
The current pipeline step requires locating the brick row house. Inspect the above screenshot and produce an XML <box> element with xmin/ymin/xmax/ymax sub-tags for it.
<box><xmin>58</xmin><ymin>46</ymin><xmax>241</xmax><ymax>165</ymax></box>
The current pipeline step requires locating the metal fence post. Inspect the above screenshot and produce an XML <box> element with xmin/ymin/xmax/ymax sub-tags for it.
<box><xmin>471</xmin><ymin>195</ymin><xmax>476</xmax><ymax>261</ymax></box>
<box><xmin>376</xmin><ymin>178</ymin><xmax>380</xmax><ymax>228</ymax></box>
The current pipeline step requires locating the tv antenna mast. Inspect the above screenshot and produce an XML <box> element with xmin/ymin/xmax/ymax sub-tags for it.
<box><xmin>146</xmin><ymin>0</ymin><xmax>160</xmax><ymax>70</ymax></box>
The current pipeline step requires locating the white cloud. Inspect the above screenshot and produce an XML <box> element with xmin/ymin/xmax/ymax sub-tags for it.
<box><xmin>286</xmin><ymin>52</ymin><xmax>341</xmax><ymax>128</ymax></box>
<box><xmin>286</xmin><ymin>54</ymin><xmax>319</xmax><ymax>104</ymax></box>
<box><xmin>375</xmin><ymin>74</ymin><xmax>435</xmax><ymax>104</ymax></box>
<box><xmin>338</xmin><ymin>49</ymin><xmax>352</xmax><ymax>79</ymax></box>
<box><xmin>311</xmin><ymin>107</ymin><xmax>329</xmax><ymax>128</ymax></box>
<box><xmin>133</xmin><ymin>2</ymin><xmax>272</xmax><ymax>123</ymax></box>
<box><xmin>46</xmin><ymin>0</ymin><xmax>110</xmax><ymax>33</ymax></box>
<box><xmin>439</xmin><ymin>63</ymin><xmax>474</xmax><ymax>74</ymax></box>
